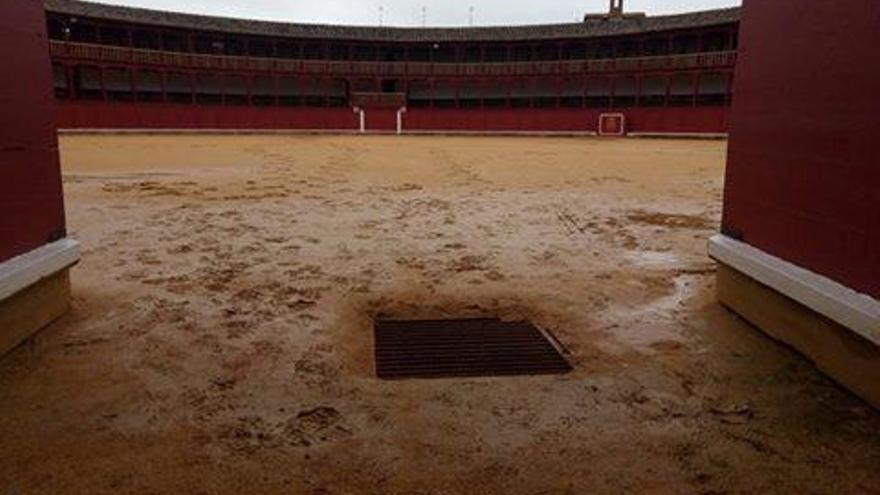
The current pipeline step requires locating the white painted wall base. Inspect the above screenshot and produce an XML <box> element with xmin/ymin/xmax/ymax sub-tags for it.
<box><xmin>58</xmin><ymin>128</ymin><xmax>601</xmax><ymax>137</ymax></box>
<box><xmin>58</xmin><ymin>129</ymin><xmax>726</xmax><ymax>139</ymax></box>
<box><xmin>628</xmin><ymin>132</ymin><xmax>728</xmax><ymax>139</ymax></box>
<box><xmin>401</xmin><ymin>130</ymin><xmax>599</xmax><ymax>137</ymax></box>
<box><xmin>709</xmin><ymin>234</ymin><xmax>879</xmax><ymax>345</ymax></box>
<box><xmin>0</xmin><ymin>239</ymin><xmax>81</xmax><ymax>302</ymax></box>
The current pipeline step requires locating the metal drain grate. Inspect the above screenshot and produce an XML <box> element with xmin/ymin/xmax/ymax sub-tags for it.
<box><xmin>374</xmin><ymin>318</ymin><xmax>572</xmax><ymax>380</ymax></box>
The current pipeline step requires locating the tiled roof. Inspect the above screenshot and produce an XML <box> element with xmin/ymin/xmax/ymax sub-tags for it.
<box><xmin>45</xmin><ymin>0</ymin><xmax>740</xmax><ymax>43</ymax></box>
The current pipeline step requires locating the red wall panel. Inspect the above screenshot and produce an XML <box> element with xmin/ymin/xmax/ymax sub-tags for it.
<box><xmin>406</xmin><ymin>108</ymin><xmax>597</xmax><ymax>132</ymax></box>
<box><xmin>56</xmin><ymin>102</ymin><xmax>360</xmax><ymax>130</ymax></box>
<box><xmin>364</xmin><ymin>108</ymin><xmax>398</xmax><ymax>132</ymax></box>
<box><xmin>56</xmin><ymin>102</ymin><xmax>729</xmax><ymax>135</ymax></box>
<box><xmin>722</xmin><ymin>0</ymin><xmax>880</xmax><ymax>297</ymax></box>
<box><xmin>0</xmin><ymin>1</ymin><xmax>66</xmax><ymax>263</ymax></box>
<box><xmin>405</xmin><ymin>107</ymin><xmax>728</xmax><ymax>134</ymax></box>
<box><xmin>626</xmin><ymin>107</ymin><xmax>728</xmax><ymax>134</ymax></box>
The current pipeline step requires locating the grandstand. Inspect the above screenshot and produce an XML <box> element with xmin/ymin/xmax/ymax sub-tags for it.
<box><xmin>45</xmin><ymin>0</ymin><xmax>738</xmax><ymax>135</ymax></box>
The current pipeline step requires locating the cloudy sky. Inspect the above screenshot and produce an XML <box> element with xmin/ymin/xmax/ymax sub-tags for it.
<box><xmin>93</xmin><ymin>0</ymin><xmax>741</xmax><ymax>27</ymax></box>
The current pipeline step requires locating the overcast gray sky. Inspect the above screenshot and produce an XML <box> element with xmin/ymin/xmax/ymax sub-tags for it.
<box><xmin>93</xmin><ymin>0</ymin><xmax>741</xmax><ymax>27</ymax></box>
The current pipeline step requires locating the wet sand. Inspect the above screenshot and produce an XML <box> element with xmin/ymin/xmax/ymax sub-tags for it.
<box><xmin>1</xmin><ymin>135</ymin><xmax>878</xmax><ymax>494</ymax></box>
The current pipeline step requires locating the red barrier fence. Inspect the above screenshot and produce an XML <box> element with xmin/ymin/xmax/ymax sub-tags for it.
<box><xmin>56</xmin><ymin>101</ymin><xmax>360</xmax><ymax>130</ymax></box>
<box><xmin>0</xmin><ymin>2</ymin><xmax>66</xmax><ymax>262</ymax></box>
<box><xmin>722</xmin><ymin>0</ymin><xmax>880</xmax><ymax>297</ymax></box>
<box><xmin>56</xmin><ymin>101</ymin><xmax>728</xmax><ymax>135</ymax></box>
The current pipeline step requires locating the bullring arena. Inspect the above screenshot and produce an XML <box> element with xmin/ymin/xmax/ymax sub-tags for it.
<box><xmin>1</xmin><ymin>1</ymin><xmax>879</xmax><ymax>494</ymax></box>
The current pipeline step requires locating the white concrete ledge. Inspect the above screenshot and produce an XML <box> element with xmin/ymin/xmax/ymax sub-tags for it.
<box><xmin>402</xmin><ymin>130</ymin><xmax>600</xmax><ymax>137</ymax></box>
<box><xmin>709</xmin><ymin>234</ymin><xmax>880</xmax><ymax>345</ymax></box>
<box><xmin>57</xmin><ymin>128</ymin><xmax>600</xmax><ymax>137</ymax></box>
<box><xmin>57</xmin><ymin>128</ymin><xmax>726</xmax><ymax>139</ymax></box>
<box><xmin>0</xmin><ymin>239</ymin><xmax>81</xmax><ymax>302</ymax></box>
<box><xmin>628</xmin><ymin>132</ymin><xmax>728</xmax><ymax>139</ymax></box>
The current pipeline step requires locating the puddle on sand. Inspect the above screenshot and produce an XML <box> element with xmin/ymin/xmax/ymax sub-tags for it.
<box><xmin>624</xmin><ymin>250</ymin><xmax>680</xmax><ymax>267</ymax></box>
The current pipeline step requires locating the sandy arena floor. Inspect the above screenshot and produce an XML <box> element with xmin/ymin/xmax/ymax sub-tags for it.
<box><xmin>1</xmin><ymin>135</ymin><xmax>878</xmax><ymax>494</ymax></box>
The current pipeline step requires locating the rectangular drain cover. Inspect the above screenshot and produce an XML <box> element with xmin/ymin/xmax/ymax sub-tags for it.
<box><xmin>374</xmin><ymin>318</ymin><xmax>572</xmax><ymax>380</ymax></box>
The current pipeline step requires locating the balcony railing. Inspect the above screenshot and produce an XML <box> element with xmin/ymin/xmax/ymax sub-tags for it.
<box><xmin>50</xmin><ymin>41</ymin><xmax>736</xmax><ymax>77</ymax></box>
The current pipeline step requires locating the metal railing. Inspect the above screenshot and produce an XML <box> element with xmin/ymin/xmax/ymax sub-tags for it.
<box><xmin>50</xmin><ymin>41</ymin><xmax>736</xmax><ymax>77</ymax></box>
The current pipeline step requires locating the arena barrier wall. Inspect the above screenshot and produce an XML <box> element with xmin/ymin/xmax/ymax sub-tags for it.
<box><xmin>1</xmin><ymin>0</ymin><xmax>79</xmax><ymax>357</ymax></box>
<box><xmin>56</xmin><ymin>102</ymin><xmax>728</xmax><ymax>136</ymax></box>
<box><xmin>1</xmin><ymin>2</ymin><xmax>68</xmax><ymax>263</ymax></box>
<box><xmin>56</xmin><ymin>101</ymin><xmax>361</xmax><ymax>132</ymax></box>
<box><xmin>712</xmin><ymin>0</ymin><xmax>879</xmax><ymax>408</ymax></box>
<box><xmin>720</xmin><ymin>0</ymin><xmax>879</xmax><ymax>298</ymax></box>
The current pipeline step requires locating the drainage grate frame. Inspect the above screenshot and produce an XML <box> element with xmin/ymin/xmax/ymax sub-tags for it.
<box><xmin>374</xmin><ymin>318</ymin><xmax>572</xmax><ymax>380</ymax></box>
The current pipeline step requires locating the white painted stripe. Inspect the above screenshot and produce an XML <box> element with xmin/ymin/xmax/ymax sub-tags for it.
<box><xmin>58</xmin><ymin>128</ymin><xmax>726</xmax><ymax>139</ymax></box>
<box><xmin>628</xmin><ymin>132</ymin><xmax>728</xmax><ymax>139</ymax></box>
<box><xmin>709</xmin><ymin>234</ymin><xmax>880</xmax><ymax>345</ymax></box>
<box><xmin>0</xmin><ymin>239</ymin><xmax>81</xmax><ymax>302</ymax></box>
<box><xmin>57</xmin><ymin>128</ymin><xmax>600</xmax><ymax>137</ymax></box>
<box><xmin>401</xmin><ymin>130</ymin><xmax>600</xmax><ymax>137</ymax></box>
<box><xmin>58</xmin><ymin>128</ymin><xmax>361</xmax><ymax>135</ymax></box>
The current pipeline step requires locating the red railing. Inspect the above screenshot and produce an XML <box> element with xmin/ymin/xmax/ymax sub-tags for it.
<box><xmin>50</xmin><ymin>41</ymin><xmax>737</xmax><ymax>77</ymax></box>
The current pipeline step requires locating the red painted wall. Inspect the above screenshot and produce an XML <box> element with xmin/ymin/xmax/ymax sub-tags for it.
<box><xmin>56</xmin><ymin>101</ymin><xmax>729</xmax><ymax>135</ymax></box>
<box><xmin>0</xmin><ymin>2</ymin><xmax>66</xmax><ymax>263</ymax></box>
<box><xmin>56</xmin><ymin>102</ymin><xmax>360</xmax><ymax>130</ymax></box>
<box><xmin>364</xmin><ymin>108</ymin><xmax>398</xmax><ymax>132</ymax></box>
<box><xmin>626</xmin><ymin>107</ymin><xmax>728</xmax><ymax>135</ymax></box>
<box><xmin>406</xmin><ymin>108</ymin><xmax>598</xmax><ymax>132</ymax></box>
<box><xmin>722</xmin><ymin>0</ymin><xmax>880</xmax><ymax>297</ymax></box>
<box><xmin>405</xmin><ymin>107</ymin><xmax>727</xmax><ymax>134</ymax></box>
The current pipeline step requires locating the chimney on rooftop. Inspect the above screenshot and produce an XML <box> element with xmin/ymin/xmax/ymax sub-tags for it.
<box><xmin>609</xmin><ymin>0</ymin><xmax>624</xmax><ymax>17</ymax></box>
<box><xmin>584</xmin><ymin>0</ymin><xmax>645</xmax><ymax>21</ymax></box>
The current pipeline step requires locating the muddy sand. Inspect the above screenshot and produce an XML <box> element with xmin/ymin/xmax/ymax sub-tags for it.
<box><xmin>1</xmin><ymin>135</ymin><xmax>878</xmax><ymax>494</ymax></box>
